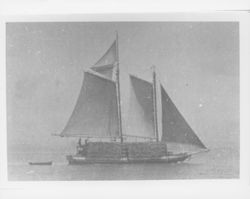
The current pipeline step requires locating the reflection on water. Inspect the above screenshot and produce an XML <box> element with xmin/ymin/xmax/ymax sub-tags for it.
<box><xmin>8</xmin><ymin>147</ymin><xmax>239</xmax><ymax>181</ymax></box>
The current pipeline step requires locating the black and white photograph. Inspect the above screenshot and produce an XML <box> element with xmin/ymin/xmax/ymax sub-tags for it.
<box><xmin>5</xmin><ymin>21</ymin><xmax>240</xmax><ymax>181</ymax></box>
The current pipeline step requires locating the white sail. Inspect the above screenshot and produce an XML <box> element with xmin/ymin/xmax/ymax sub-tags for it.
<box><xmin>161</xmin><ymin>85</ymin><xmax>207</xmax><ymax>149</ymax></box>
<box><xmin>94</xmin><ymin>41</ymin><xmax>117</xmax><ymax>66</ymax></box>
<box><xmin>126</xmin><ymin>75</ymin><xmax>155</xmax><ymax>139</ymax></box>
<box><xmin>61</xmin><ymin>71</ymin><xmax>119</xmax><ymax>138</ymax></box>
<box><xmin>91</xmin><ymin>40</ymin><xmax>117</xmax><ymax>80</ymax></box>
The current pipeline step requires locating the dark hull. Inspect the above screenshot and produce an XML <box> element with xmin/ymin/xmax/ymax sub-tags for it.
<box><xmin>29</xmin><ymin>161</ymin><xmax>52</xmax><ymax>166</ymax></box>
<box><xmin>66</xmin><ymin>153</ymin><xmax>191</xmax><ymax>165</ymax></box>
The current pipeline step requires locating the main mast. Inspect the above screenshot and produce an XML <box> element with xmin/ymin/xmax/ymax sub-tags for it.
<box><xmin>115</xmin><ymin>32</ymin><xmax>123</xmax><ymax>143</ymax></box>
<box><xmin>152</xmin><ymin>65</ymin><xmax>159</xmax><ymax>142</ymax></box>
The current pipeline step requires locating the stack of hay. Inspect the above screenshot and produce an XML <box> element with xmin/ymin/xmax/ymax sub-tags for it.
<box><xmin>86</xmin><ymin>142</ymin><xmax>167</xmax><ymax>161</ymax></box>
<box><xmin>126</xmin><ymin>142</ymin><xmax>166</xmax><ymax>160</ymax></box>
<box><xmin>86</xmin><ymin>142</ymin><xmax>122</xmax><ymax>160</ymax></box>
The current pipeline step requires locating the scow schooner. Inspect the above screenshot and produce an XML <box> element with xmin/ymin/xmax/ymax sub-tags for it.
<box><xmin>58</xmin><ymin>33</ymin><xmax>208</xmax><ymax>164</ymax></box>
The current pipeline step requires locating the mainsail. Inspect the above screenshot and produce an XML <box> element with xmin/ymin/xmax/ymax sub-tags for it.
<box><xmin>61</xmin><ymin>71</ymin><xmax>119</xmax><ymax>138</ymax></box>
<box><xmin>161</xmin><ymin>85</ymin><xmax>206</xmax><ymax>149</ymax></box>
<box><xmin>126</xmin><ymin>75</ymin><xmax>155</xmax><ymax>139</ymax></box>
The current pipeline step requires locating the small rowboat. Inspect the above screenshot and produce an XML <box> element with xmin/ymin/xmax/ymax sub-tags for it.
<box><xmin>29</xmin><ymin>161</ymin><xmax>52</xmax><ymax>166</ymax></box>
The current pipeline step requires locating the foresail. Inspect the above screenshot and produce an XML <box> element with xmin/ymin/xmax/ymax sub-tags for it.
<box><xmin>161</xmin><ymin>85</ymin><xmax>206</xmax><ymax>149</ymax></box>
<box><xmin>126</xmin><ymin>75</ymin><xmax>155</xmax><ymax>139</ymax></box>
<box><xmin>61</xmin><ymin>71</ymin><xmax>119</xmax><ymax>138</ymax></box>
<box><xmin>91</xmin><ymin>40</ymin><xmax>117</xmax><ymax>79</ymax></box>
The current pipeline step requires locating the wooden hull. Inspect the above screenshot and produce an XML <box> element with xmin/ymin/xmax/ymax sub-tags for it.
<box><xmin>29</xmin><ymin>161</ymin><xmax>52</xmax><ymax>166</ymax></box>
<box><xmin>66</xmin><ymin>153</ymin><xmax>191</xmax><ymax>165</ymax></box>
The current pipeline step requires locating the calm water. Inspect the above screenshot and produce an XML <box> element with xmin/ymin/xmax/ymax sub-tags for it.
<box><xmin>8</xmin><ymin>146</ymin><xmax>239</xmax><ymax>181</ymax></box>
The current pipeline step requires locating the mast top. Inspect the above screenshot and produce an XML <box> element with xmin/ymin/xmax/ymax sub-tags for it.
<box><xmin>115</xmin><ymin>31</ymin><xmax>119</xmax><ymax>63</ymax></box>
<box><xmin>151</xmin><ymin>65</ymin><xmax>156</xmax><ymax>72</ymax></box>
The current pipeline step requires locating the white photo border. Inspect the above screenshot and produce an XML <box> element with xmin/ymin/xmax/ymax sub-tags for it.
<box><xmin>0</xmin><ymin>11</ymin><xmax>250</xmax><ymax>199</ymax></box>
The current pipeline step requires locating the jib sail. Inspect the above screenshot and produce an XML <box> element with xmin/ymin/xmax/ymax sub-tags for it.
<box><xmin>161</xmin><ymin>85</ymin><xmax>206</xmax><ymax>149</ymax></box>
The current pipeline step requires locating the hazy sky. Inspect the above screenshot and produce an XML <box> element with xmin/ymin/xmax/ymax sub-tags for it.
<box><xmin>6</xmin><ymin>22</ymin><xmax>239</xmax><ymax>152</ymax></box>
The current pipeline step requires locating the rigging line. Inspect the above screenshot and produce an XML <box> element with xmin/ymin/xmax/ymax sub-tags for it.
<box><xmin>107</xmin><ymin>91</ymin><xmax>113</xmax><ymax>137</ymax></box>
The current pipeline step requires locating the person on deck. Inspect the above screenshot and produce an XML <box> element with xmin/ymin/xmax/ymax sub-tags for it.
<box><xmin>80</xmin><ymin>139</ymin><xmax>88</xmax><ymax>156</ymax></box>
<box><xmin>78</xmin><ymin>138</ymin><xmax>82</xmax><ymax>147</ymax></box>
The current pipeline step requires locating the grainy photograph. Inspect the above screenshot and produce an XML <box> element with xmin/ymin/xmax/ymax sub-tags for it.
<box><xmin>6</xmin><ymin>21</ymin><xmax>239</xmax><ymax>180</ymax></box>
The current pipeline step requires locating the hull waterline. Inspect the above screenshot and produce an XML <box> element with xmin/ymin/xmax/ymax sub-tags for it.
<box><xmin>66</xmin><ymin>153</ymin><xmax>191</xmax><ymax>165</ymax></box>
